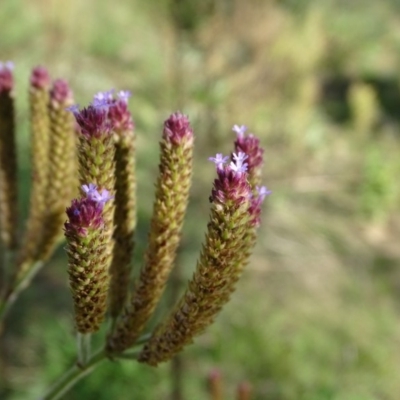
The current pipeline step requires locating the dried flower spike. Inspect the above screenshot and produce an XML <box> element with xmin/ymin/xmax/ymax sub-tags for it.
<box><xmin>65</xmin><ymin>188</ymin><xmax>112</xmax><ymax>333</ymax></box>
<box><xmin>138</xmin><ymin>153</ymin><xmax>263</xmax><ymax>365</ymax></box>
<box><xmin>16</xmin><ymin>66</ymin><xmax>51</xmax><ymax>276</ymax></box>
<box><xmin>39</xmin><ymin>79</ymin><xmax>76</xmax><ymax>261</ymax></box>
<box><xmin>0</xmin><ymin>61</ymin><xmax>18</xmax><ymax>249</ymax></box>
<box><xmin>107</xmin><ymin>112</ymin><xmax>194</xmax><ymax>353</ymax></box>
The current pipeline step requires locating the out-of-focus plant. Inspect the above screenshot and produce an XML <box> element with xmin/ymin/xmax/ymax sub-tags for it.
<box><xmin>349</xmin><ymin>82</ymin><xmax>380</xmax><ymax>137</ymax></box>
<box><xmin>207</xmin><ymin>369</ymin><xmax>252</xmax><ymax>400</ymax></box>
<box><xmin>0</xmin><ymin>63</ymin><xmax>270</xmax><ymax>399</ymax></box>
<box><xmin>359</xmin><ymin>146</ymin><xmax>397</xmax><ymax>222</ymax></box>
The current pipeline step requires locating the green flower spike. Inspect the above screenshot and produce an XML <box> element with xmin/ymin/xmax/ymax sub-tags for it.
<box><xmin>100</xmin><ymin>91</ymin><xmax>137</xmax><ymax>320</ymax></box>
<box><xmin>65</xmin><ymin>188</ymin><xmax>113</xmax><ymax>333</ymax></box>
<box><xmin>230</xmin><ymin>125</ymin><xmax>268</xmax><ymax>282</ymax></box>
<box><xmin>16</xmin><ymin>66</ymin><xmax>51</xmax><ymax>277</ymax></box>
<box><xmin>39</xmin><ymin>79</ymin><xmax>76</xmax><ymax>261</ymax></box>
<box><xmin>107</xmin><ymin>111</ymin><xmax>194</xmax><ymax>353</ymax></box>
<box><xmin>69</xmin><ymin>101</ymin><xmax>116</xmax><ymax>282</ymax></box>
<box><xmin>138</xmin><ymin>152</ymin><xmax>269</xmax><ymax>366</ymax></box>
<box><xmin>0</xmin><ymin>61</ymin><xmax>18</xmax><ymax>250</ymax></box>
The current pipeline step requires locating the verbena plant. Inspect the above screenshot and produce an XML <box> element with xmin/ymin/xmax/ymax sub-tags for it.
<box><xmin>0</xmin><ymin>62</ymin><xmax>269</xmax><ymax>400</ymax></box>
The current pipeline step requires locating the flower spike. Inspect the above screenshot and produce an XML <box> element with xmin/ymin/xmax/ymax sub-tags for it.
<box><xmin>139</xmin><ymin>152</ymin><xmax>255</xmax><ymax>365</ymax></box>
<box><xmin>108</xmin><ymin>111</ymin><xmax>194</xmax><ymax>352</ymax></box>
<box><xmin>16</xmin><ymin>66</ymin><xmax>51</xmax><ymax>274</ymax></box>
<box><xmin>0</xmin><ymin>61</ymin><xmax>18</xmax><ymax>249</ymax></box>
<box><xmin>38</xmin><ymin>78</ymin><xmax>76</xmax><ymax>261</ymax></box>
<box><xmin>65</xmin><ymin>192</ymin><xmax>112</xmax><ymax>333</ymax></box>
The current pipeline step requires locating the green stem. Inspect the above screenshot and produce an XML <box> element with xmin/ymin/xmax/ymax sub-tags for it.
<box><xmin>40</xmin><ymin>346</ymin><xmax>143</xmax><ymax>400</ymax></box>
<box><xmin>77</xmin><ymin>333</ymin><xmax>91</xmax><ymax>366</ymax></box>
<box><xmin>0</xmin><ymin>261</ymin><xmax>43</xmax><ymax>323</ymax></box>
<box><xmin>39</xmin><ymin>349</ymin><xmax>107</xmax><ymax>400</ymax></box>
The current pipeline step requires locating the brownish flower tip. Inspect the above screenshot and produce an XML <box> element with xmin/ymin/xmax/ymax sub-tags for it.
<box><xmin>163</xmin><ymin>111</ymin><xmax>193</xmax><ymax>144</ymax></box>
<box><xmin>30</xmin><ymin>66</ymin><xmax>50</xmax><ymax>89</ymax></box>
<box><xmin>50</xmin><ymin>79</ymin><xmax>73</xmax><ymax>105</ymax></box>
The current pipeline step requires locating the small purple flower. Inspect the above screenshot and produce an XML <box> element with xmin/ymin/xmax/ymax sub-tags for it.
<box><xmin>209</xmin><ymin>153</ymin><xmax>229</xmax><ymax>170</ymax></box>
<box><xmin>65</xmin><ymin>197</ymin><xmax>104</xmax><ymax>236</ymax></box>
<box><xmin>163</xmin><ymin>112</ymin><xmax>193</xmax><ymax>145</ymax></box>
<box><xmin>66</xmin><ymin>104</ymin><xmax>80</xmax><ymax>115</ymax></box>
<box><xmin>81</xmin><ymin>183</ymin><xmax>98</xmax><ymax>197</ymax></box>
<box><xmin>232</xmin><ymin>124</ymin><xmax>247</xmax><ymax>137</ymax></box>
<box><xmin>256</xmin><ymin>185</ymin><xmax>271</xmax><ymax>201</ymax></box>
<box><xmin>92</xmin><ymin>189</ymin><xmax>113</xmax><ymax>205</ymax></box>
<box><xmin>117</xmin><ymin>90</ymin><xmax>131</xmax><ymax>103</ymax></box>
<box><xmin>81</xmin><ymin>184</ymin><xmax>113</xmax><ymax>205</ymax></box>
<box><xmin>230</xmin><ymin>152</ymin><xmax>248</xmax><ymax>174</ymax></box>
<box><xmin>92</xmin><ymin>89</ymin><xmax>115</xmax><ymax>108</ymax></box>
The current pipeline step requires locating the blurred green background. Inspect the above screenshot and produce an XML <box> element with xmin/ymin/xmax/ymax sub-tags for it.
<box><xmin>2</xmin><ymin>0</ymin><xmax>400</xmax><ymax>398</ymax></box>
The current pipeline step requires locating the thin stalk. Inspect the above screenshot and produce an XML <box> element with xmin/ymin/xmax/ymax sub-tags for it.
<box><xmin>77</xmin><ymin>333</ymin><xmax>91</xmax><ymax>366</ymax></box>
<box><xmin>0</xmin><ymin>261</ymin><xmax>43</xmax><ymax>323</ymax></box>
<box><xmin>40</xmin><ymin>346</ymin><xmax>144</xmax><ymax>400</ymax></box>
<box><xmin>39</xmin><ymin>349</ymin><xmax>107</xmax><ymax>400</ymax></box>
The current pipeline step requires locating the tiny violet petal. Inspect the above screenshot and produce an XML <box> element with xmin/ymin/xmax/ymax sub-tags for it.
<box><xmin>208</xmin><ymin>153</ymin><xmax>229</xmax><ymax>170</ymax></box>
<box><xmin>92</xmin><ymin>89</ymin><xmax>115</xmax><ymax>108</ymax></box>
<box><xmin>232</xmin><ymin>124</ymin><xmax>247</xmax><ymax>137</ymax></box>
<box><xmin>117</xmin><ymin>90</ymin><xmax>131</xmax><ymax>103</ymax></box>
<box><xmin>93</xmin><ymin>189</ymin><xmax>114</xmax><ymax>205</ymax></box>
<box><xmin>230</xmin><ymin>152</ymin><xmax>248</xmax><ymax>173</ymax></box>
<box><xmin>256</xmin><ymin>185</ymin><xmax>272</xmax><ymax>201</ymax></box>
<box><xmin>81</xmin><ymin>183</ymin><xmax>98</xmax><ymax>196</ymax></box>
<box><xmin>66</xmin><ymin>104</ymin><xmax>80</xmax><ymax>115</ymax></box>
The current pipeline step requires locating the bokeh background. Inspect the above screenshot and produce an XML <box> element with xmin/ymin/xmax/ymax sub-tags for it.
<box><xmin>2</xmin><ymin>0</ymin><xmax>400</xmax><ymax>398</ymax></box>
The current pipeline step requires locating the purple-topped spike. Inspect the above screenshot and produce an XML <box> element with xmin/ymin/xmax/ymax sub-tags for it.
<box><xmin>30</xmin><ymin>66</ymin><xmax>50</xmax><ymax>90</ymax></box>
<box><xmin>71</xmin><ymin>105</ymin><xmax>111</xmax><ymax>138</ymax></box>
<box><xmin>163</xmin><ymin>112</ymin><xmax>193</xmax><ymax>145</ymax></box>
<box><xmin>50</xmin><ymin>79</ymin><xmax>73</xmax><ymax>105</ymax></box>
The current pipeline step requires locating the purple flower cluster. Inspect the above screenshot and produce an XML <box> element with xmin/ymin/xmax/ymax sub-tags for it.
<box><xmin>65</xmin><ymin>184</ymin><xmax>112</xmax><ymax>236</ymax></box>
<box><xmin>0</xmin><ymin>61</ymin><xmax>14</xmax><ymax>93</ymax></box>
<box><xmin>30</xmin><ymin>66</ymin><xmax>50</xmax><ymax>90</ymax></box>
<box><xmin>209</xmin><ymin>123</ymin><xmax>271</xmax><ymax>225</ymax></box>
<box><xmin>68</xmin><ymin>89</ymin><xmax>133</xmax><ymax>137</ymax></box>
<box><xmin>163</xmin><ymin>112</ymin><xmax>193</xmax><ymax>145</ymax></box>
<box><xmin>209</xmin><ymin>151</ymin><xmax>252</xmax><ymax>206</ymax></box>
